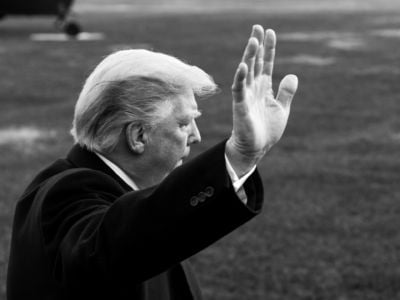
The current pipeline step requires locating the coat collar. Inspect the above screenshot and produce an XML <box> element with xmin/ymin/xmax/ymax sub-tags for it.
<box><xmin>66</xmin><ymin>144</ymin><xmax>133</xmax><ymax>191</ymax></box>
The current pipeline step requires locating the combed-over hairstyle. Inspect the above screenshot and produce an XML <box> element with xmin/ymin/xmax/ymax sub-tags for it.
<box><xmin>71</xmin><ymin>49</ymin><xmax>218</xmax><ymax>154</ymax></box>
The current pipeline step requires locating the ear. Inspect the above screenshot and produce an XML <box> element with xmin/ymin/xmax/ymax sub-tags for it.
<box><xmin>125</xmin><ymin>123</ymin><xmax>147</xmax><ymax>154</ymax></box>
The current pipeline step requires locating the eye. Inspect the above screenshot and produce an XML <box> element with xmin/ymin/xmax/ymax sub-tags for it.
<box><xmin>179</xmin><ymin>123</ymin><xmax>189</xmax><ymax>128</ymax></box>
<box><xmin>178</xmin><ymin>118</ymin><xmax>192</xmax><ymax>128</ymax></box>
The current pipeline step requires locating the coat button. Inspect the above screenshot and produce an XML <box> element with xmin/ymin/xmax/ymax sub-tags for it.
<box><xmin>190</xmin><ymin>197</ymin><xmax>199</xmax><ymax>207</ymax></box>
<box><xmin>204</xmin><ymin>186</ymin><xmax>214</xmax><ymax>197</ymax></box>
<box><xmin>198</xmin><ymin>193</ymin><xmax>206</xmax><ymax>202</ymax></box>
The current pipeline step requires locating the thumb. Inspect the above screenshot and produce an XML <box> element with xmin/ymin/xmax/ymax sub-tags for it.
<box><xmin>276</xmin><ymin>74</ymin><xmax>298</xmax><ymax>108</ymax></box>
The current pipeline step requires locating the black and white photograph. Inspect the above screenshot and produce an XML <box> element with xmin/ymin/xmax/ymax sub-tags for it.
<box><xmin>1</xmin><ymin>0</ymin><xmax>400</xmax><ymax>299</ymax></box>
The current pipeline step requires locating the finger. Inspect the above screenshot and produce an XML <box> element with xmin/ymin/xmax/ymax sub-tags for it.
<box><xmin>263</xmin><ymin>29</ymin><xmax>276</xmax><ymax>76</ymax></box>
<box><xmin>254</xmin><ymin>44</ymin><xmax>265</xmax><ymax>78</ymax></box>
<box><xmin>232</xmin><ymin>62</ymin><xmax>248</xmax><ymax>103</ymax></box>
<box><xmin>251</xmin><ymin>25</ymin><xmax>265</xmax><ymax>77</ymax></box>
<box><xmin>251</xmin><ymin>24</ymin><xmax>264</xmax><ymax>44</ymax></box>
<box><xmin>276</xmin><ymin>74</ymin><xmax>298</xmax><ymax>108</ymax></box>
<box><xmin>242</xmin><ymin>37</ymin><xmax>259</xmax><ymax>85</ymax></box>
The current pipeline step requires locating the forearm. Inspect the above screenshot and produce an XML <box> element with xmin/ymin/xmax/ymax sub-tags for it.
<box><xmin>45</xmin><ymin>142</ymin><xmax>264</xmax><ymax>287</ymax></box>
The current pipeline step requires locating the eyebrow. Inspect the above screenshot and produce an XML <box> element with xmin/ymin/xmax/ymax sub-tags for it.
<box><xmin>177</xmin><ymin>110</ymin><xmax>202</xmax><ymax>123</ymax></box>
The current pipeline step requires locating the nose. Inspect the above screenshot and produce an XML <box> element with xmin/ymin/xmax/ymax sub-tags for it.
<box><xmin>189</xmin><ymin>120</ymin><xmax>201</xmax><ymax>144</ymax></box>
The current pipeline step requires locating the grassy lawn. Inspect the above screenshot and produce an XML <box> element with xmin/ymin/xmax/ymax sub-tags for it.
<box><xmin>1</xmin><ymin>4</ymin><xmax>400</xmax><ymax>299</ymax></box>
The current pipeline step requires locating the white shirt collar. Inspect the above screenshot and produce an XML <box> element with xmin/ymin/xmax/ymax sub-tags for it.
<box><xmin>95</xmin><ymin>152</ymin><xmax>139</xmax><ymax>191</ymax></box>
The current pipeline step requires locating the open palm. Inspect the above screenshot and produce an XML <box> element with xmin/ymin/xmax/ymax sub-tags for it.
<box><xmin>226</xmin><ymin>26</ymin><xmax>298</xmax><ymax>176</ymax></box>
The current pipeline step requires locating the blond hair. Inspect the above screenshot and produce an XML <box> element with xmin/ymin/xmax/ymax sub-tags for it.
<box><xmin>71</xmin><ymin>49</ymin><xmax>217</xmax><ymax>153</ymax></box>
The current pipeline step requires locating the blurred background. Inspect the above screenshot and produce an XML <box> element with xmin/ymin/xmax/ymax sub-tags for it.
<box><xmin>1</xmin><ymin>0</ymin><xmax>400</xmax><ymax>299</ymax></box>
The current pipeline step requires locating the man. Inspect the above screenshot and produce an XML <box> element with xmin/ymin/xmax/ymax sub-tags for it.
<box><xmin>7</xmin><ymin>25</ymin><xmax>298</xmax><ymax>299</ymax></box>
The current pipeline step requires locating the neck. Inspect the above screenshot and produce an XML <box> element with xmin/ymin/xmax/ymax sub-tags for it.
<box><xmin>104</xmin><ymin>151</ymin><xmax>166</xmax><ymax>190</ymax></box>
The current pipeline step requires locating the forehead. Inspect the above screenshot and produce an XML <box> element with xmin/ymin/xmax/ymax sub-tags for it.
<box><xmin>171</xmin><ymin>91</ymin><xmax>200</xmax><ymax>117</ymax></box>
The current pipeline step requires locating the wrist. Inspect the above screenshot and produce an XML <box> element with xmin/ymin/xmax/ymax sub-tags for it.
<box><xmin>225</xmin><ymin>138</ymin><xmax>262</xmax><ymax>177</ymax></box>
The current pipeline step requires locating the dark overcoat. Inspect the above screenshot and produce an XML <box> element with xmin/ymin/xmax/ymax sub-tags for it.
<box><xmin>7</xmin><ymin>141</ymin><xmax>264</xmax><ymax>299</ymax></box>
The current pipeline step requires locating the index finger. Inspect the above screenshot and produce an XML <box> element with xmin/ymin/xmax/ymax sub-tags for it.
<box><xmin>263</xmin><ymin>29</ymin><xmax>276</xmax><ymax>76</ymax></box>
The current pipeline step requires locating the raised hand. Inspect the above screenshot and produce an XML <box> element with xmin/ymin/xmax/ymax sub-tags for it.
<box><xmin>226</xmin><ymin>25</ymin><xmax>298</xmax><ymax>177</ymax></box>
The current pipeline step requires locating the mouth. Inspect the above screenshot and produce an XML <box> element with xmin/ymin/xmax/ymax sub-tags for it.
<box><xmin>176</xmin><ymin>149</ymin><xmax>190</xmax><ymax>168</ymax></box>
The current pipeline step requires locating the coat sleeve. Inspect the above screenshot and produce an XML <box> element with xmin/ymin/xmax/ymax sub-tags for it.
<box><xmin>40</xmin><ymin>141</ymin><xmax>264</xmax><ymax>290</ymax></box>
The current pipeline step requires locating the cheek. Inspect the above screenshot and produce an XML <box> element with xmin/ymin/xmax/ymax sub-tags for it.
<box><xmin>169</xmin><ymin>132</ymin><xmax>188</xmax><ymax>153</ymax></box>
<box><xmin>154</xmin><ymin>130</ymin><xmax>187</xmax><ymax>156</ymax></box>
